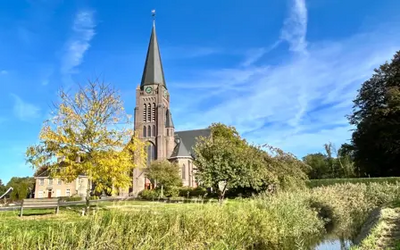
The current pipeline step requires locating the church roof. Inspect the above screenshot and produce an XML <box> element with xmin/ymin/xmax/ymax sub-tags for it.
<box><xmin>170</xmin><ymin>129</ymin><xmax>211</xmax><ymax>158</ymax></box>
<box><xmin>140</xmin><ymin>23</ymin><xmax>166</xmax><ymax>90</ymax></box>
<box><xmin>166</xmin><ymin>109</ymin><xmax>174</xmax><ymax>128</ymax></box>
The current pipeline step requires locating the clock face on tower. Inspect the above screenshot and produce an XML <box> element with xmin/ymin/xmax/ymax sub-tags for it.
<box><xmin>145</xmin><ymin>86</ymin><xmax>152</xmax><ymax>94</ymax></box>
<box><xmin>163</xmin><ymin>89</ymin><xmax>168</xmax><ymax>97</ymax></box>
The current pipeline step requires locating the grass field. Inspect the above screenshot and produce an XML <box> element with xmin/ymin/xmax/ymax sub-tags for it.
<box><xmin>1</xmin><ymin>183</ymin><xmax>400</xmax><ymax>250</ymax></box>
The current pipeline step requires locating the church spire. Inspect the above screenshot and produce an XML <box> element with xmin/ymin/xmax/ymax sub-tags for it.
<box><xmin>140</xmin><ymin>10</ymin><xmax>166</xmax><ymax>90</ymax></box>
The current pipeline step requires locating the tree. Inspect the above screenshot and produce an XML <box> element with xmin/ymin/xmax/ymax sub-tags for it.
<box><xmin>26</xmin><ymin>80</ymin><xmax>147</xmax><ymax>199</ymax></box>
<box><xmin>144</xmin><ymin>160</ymin><xmax>182</xmax><ymax>197</ymax></box>
<box><xmin>0</xmin><ymin>179</ymin><xmax>6</xmax><ymax>195</ymax></box>
<box><xmin>348</xmin><ymin>51</ymin><xmax>400</xmax><ymax>176</ymax></box>
<box><xmin>302</xmin><ymin>153</ymin><xmax>330</xmax><ymax>179</ymax></box>
<box><xmin>194</xmin><ymin>123</ymin><xmax>275</xmax><ymax>202</ymax></box>
<box><xmin>5</xmin><ymin>177</ymin><xmax>35</xmax><ymax>201</ymax></box>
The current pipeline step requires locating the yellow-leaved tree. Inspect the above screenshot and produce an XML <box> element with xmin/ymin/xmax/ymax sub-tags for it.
<box><xmin>26</xmin><ymin>80</ymin><xmax>147</xmax><ymax>198</ymax></box>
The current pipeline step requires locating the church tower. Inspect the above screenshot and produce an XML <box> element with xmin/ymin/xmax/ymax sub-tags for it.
<box><xmin>132</xmin><ymin>18</ymin><xmax>175</xmax><ymax>192</ymax></box>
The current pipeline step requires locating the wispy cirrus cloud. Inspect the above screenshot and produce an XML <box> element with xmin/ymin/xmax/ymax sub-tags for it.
<box><xmin>11</xmin><ymin>94</ymin><xmax>41</xmax><ymax>121</ymax></box>
<box><xmin>61</xmin><ymin>10</ymin><xmax>96</xmax><ymax>75</ymax></box>
<box><xmin>0</xmin><ymin>70</ymin><xmax>8</xmax><ymax>75</ymax></box>
<box><xmin>170</xmin><ymin>0</ymin><xmax>400</xmax><ymax>157</ymax></box>
<box><xmin>280</xmin><ymin>0</ymin><xmax>308</xmax><ymax>54</ymax></box>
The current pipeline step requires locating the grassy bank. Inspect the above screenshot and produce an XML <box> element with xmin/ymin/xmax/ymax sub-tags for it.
<box><xmin>307</xmin><ymin>177</ymin><xmax>400</xmax><ymax>188</ymax></box>
<box><xmin>352</xmin><ymin>208</ymin><xmax>400</xmax><ymax>250</ymax></box>
<box><xmin>1</xmin><ymin>182</ymin><xmax>400</xmax><ymax>249</ymax></box>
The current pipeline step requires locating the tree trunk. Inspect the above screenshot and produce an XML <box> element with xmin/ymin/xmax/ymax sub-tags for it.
<box><xmin>160</xmin><ymin>185</ymin><xmax>164</xmax><ymax>198</ymax></box>
<box><xmin>218</xmin><ymin>183</ymin><xmax>227</xmax><ymax>205</ymax></box>
<box><xmin>85</xmin><ymin>179</ymin><xmax>91</xmax><ymax>215</ymax></box>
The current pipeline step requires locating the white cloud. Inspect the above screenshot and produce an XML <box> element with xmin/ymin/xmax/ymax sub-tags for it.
<box><xmin>11</xmin><ymin>94</ymin><xmax>41</xmax><ymax>121</ymax></box>
<box><xmin>280</xmin><ymin>0</ymin><xmax>308</xmax><ymax>54</ymax></box>
<box><xmin>61</xmin><ymin>10</ymin><xmax>96</xmax><ymax>75</ymax></box>
<box><xmin>170</xmin><ymin>26</ymin><xmax>400</xmax><ymax>157</ymax></box>
<box><xmin>0</xmin><ymin>70</ymin><xmax>8</xmax><ymax>75</ymax></box>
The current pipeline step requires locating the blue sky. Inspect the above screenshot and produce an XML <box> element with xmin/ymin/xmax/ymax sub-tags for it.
<box><xmin>1</xmin><ymin>0</ymin><xmax>400</xmax><ymax>184</ymax></box>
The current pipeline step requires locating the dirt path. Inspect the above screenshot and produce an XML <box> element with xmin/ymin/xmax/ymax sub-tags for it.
<box><xmin>375</xmin><ymin>208</ymin><xmax>400</xmax><ymax>250</ymax></box>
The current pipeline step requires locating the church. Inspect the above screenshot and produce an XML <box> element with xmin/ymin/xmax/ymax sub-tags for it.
<box><xmin>131</xmin><ymin>21</ymin><xmax>210</xmax><ymax>194</ymax></box>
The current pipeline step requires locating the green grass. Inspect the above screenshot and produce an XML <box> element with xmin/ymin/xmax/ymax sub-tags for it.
<box><xmin>1</xmin><ymin>183</ymin><xmax>400</xmax><ymax>249</ymax></box>
<box><xmin>307</xmin><ymin>177</ymin><xmax>400</xmax><ymax>188</ymax></box>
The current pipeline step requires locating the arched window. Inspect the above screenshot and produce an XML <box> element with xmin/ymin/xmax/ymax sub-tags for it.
<box><xmin>152</xmin><ymin>144</ymin><xmax>157</xmax><ymax>160</ymax></box>
<box><xmin>147</xmin><ymin>103</ymin><xmax>151</xmax><ymax>122</ymax></box>
<box><xmin>152</xmin><ymin>103</ymin><xmax>156</xmax><ymax>122</ymax></box>
<box><xmin>146</xmin><ymin>143</ymin><xmax>157</xmax><ymax>166</ymax></box>
<box><xmin>143</xmin><ymin>126</ymin><xmax>146</xmax><ymax>137</ymax></box>
<box><xmin>148</xmin><ymin>125</ymin><xmax>151</xmax><ymax>137</ymax></box>
<box><xmin>153</xmin><ymin>125</ymin><xmax>156</xmax><ymax>137</ymax></box>
<box><xmin>143</xmin><ymin>104</ymin><xmax>147</xmax><ymax>122</ymax></box>
<box><xmin>167</xmin><ymin>128</ymin><xmax>169</xmax><ymax>136</ymax></box>
<box><xmin>147</xmin><ymin>144</ymin><xmax>152</xmax><ymax>166</ymax></box>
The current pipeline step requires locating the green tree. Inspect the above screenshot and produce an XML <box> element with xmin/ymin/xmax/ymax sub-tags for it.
<box><xmin>144</xmin><ymin>160</ymin><xmax>182</xmax><ymax>197</ymax></box>
<box><xmin>194</xmin><ymin>123</ymin><xmax>279</xmax><ymax>201</ymax></box>
<box><xmin>337</xmin><ymin>143</ymin><xmax>356</xmax><ymax>178</ymax></box>
<box><xmin>348</xmin><ymin>51</ymin><xmax>400</xmax><ymax>176</ymax></box>
<box><xmin>0</xmin><ymin>179</ymin><xmax>6</xmax><ymax>195</ymax></box>
<box><xmin>302</xmin><ymin>153</ymin><xmax>330</xmax><ymax>179</ymax></box>
<box><xmin>26</xmin><ymin>80</ymin><xmax>147</xmax><ymax>199</ymax></box>
<box><xmin>5</xmin><ymin>177</ymin><xmax>35</xmax><ymax>201</ymax></box>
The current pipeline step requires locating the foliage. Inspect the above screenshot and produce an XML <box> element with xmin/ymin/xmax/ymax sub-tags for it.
<box><xmin>307</xmin><ymin>177</ymin><xmax>400</xmax><ymax>188</ymax></box>
<box><xmin>25</xmin><ymin>80</ymin><xmax>147</xmax><ymax>195</ymax></box>
<box><xmin>179</xmin><ymin>187</ymin><xmax>208</xmax><ymax>198</ymax></box>
<box><xmin>0</xmin><ymin>179</ymin><xmax>6</xmax><ymax>195</ymax></box>
<box><xmin>194</xmin><ymin>123</ymin><xmax>266</xmax><ymax>201</ymax></box>
<box><xmin>194</xmin><ymin>123</ymin><xmax>308</xmax><ymax>200</ymax></box>
<box><xmin>33</xmin><ymin>165</ymin><xmax>49</xmax><ymax>177</ymax></box>
<box><xmin>302</xmin><ymin>143</ymin><xmax>355</xmax><ymax>179</ymax></box>
<box><xmin>2</xmin><ymin>182</ymin><xmax>400</xmax><ymax>250</ymax></box>
<box><xmin>348</xmin><ymin>51</ymin><xmax>400</xmax><ymax>176</ymax></box>
<box><xmin>5</xmin><ymin>177</ymin><xmax>35</xmax><ymax>201</ymax></box>
<box><xmin>303</xmin><ymin>153</ymin><xmax>331</xmax><ymax>179</ymax></box>
<box><xmin>144</xmin><ymin>160</ymin><xmax>182</xmax><ymax>197</ymax></box>
<box><xmin>139</xmin><ymin>189</ymin><xmax>159</xmax><ymax>200</ymax></box>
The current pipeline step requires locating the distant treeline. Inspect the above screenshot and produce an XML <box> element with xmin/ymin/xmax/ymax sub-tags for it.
<box><xmin>307</xmin><ymin>177</ymin><xmax>400</xmax><ymax>188</ymax></box>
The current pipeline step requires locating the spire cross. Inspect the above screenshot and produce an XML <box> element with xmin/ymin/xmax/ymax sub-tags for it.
<box><xmin>151</xmin><ymin>10</ymin><xmax>156</xmax><ymax>26</ymax></box>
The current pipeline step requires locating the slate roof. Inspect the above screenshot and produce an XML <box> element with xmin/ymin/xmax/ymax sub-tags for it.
<box><xmin>166</xmin><ymin>109</ymin><xmax>174</xmax><ymax>128</ymax></box>
<box><xmin>170</xmin><ymin>129</ymin><xmax>211</xmax><ymax>158</ymax></box>
<box><xmin>140</xmin><ymin>23</ymin><xmax>166</xmax><ymax>90</ymax></box>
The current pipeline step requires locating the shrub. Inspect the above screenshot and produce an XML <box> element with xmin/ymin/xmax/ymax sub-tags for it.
<box><xmin>179</xmin><ymin>187</ymin><xmax>207</xmax><ymax>198</ymax></box>
<box><xmin>139</xmin><ymin>189</ymin><xmax>159</xmax><ymax>200</ymax></box>
<box><xmin>164</xmin><ymin>186</ymin><xmax>179</xmax><ymax>197</ymax></box>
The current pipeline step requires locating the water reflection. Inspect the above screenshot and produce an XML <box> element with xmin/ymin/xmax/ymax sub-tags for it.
<box><xmin>314</xmin><ymin>237</ymin><xmax>351</xmax><ymax>250</ymax></box>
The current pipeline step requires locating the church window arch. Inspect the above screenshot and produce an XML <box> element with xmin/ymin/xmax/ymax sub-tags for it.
<box><xmin>146</xmin><ymin>142</ymin><xmax>157</xmax><ymax>166</ymax></box>
<box><xmin>147</xmin><ymin>103</ymin><xmax>151</xmax><ymax>122</ymax></box>
<box><xmin>148</xmin><ymin>125</ymin><xmax>151</xmax><ymax>137</ymax></box>
<box><xmin>143</xmin><ymin>104</ymin><xmax>147</xmax><ymax>122</ymax></box>
<box><xmin>152</xmin><ymin>103</ymin><xmax>156</xmax><ymax>122</ymax></box>
<box><xmin>143</xmin><ymin>126</ymin><xmax>146</xmax><ymax>137</ymax></box>
<box><xmin>153</xmin><ymin>125</ymin><xmax>156</xmax><ymax>137</ymax></box>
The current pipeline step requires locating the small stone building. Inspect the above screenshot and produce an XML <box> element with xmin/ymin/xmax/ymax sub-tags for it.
<box><xmin>34</xmin><ymin>171</ymin><xmax>90</xmax><ymax>199</ymax></box>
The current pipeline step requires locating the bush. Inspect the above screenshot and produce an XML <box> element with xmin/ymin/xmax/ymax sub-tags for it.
<box><xmin>164</xmin><ymin>186</ymin><xmax>179</xmax><ymax>198</ymax></box>
<box><xmin>178</xmin><ymin>187</ymin><xmax>207</xmax><ymax>198</ymax></box>
<box><xmin>139</xmin><ymin>189</ymin><xmax>159</xmax><ymax>200</ymax></box>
